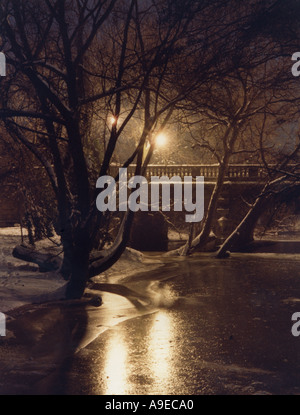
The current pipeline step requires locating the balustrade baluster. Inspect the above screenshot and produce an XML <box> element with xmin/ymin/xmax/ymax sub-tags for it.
<box><xmin>109</xmin><ymin>163</ymin><xmax>268</xmax><ymax>182</ymax></box>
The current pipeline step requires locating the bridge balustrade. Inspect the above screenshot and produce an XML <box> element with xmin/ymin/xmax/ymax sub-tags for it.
<box><xmin>109</xmin><ymin>164</ymin><xmax>266</xmax><ymax>181</ymax></box>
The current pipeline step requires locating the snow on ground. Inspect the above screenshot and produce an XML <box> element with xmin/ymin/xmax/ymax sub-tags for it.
<box><xmin>0</xmin><ymin>227</ymin><xmax>65</xmax><ymax>313</ymax></box>
<box><xmin>0</xmin><ymin>227</ymin><xmax>163</xmax><ymax>314</ymax></box>
<box><xmin>168</xmin><ymin>229</ymin><xmax>188</xmax><ymax>241</ymax></box>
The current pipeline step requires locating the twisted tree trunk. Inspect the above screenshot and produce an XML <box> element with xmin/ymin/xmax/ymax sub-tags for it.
<box><xmin>216</xmin><ymin>195</ymin><xmax>270</xmax><ymax>258</ymax></box>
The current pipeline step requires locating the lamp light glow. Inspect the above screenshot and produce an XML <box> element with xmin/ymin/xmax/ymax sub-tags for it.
<box><xmin>155</xmin><ymin>133</ymin><xmax>167</xmax><ymax>147</ymax></box>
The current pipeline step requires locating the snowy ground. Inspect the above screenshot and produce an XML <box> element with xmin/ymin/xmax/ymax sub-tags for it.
<box><xmin>0</xmin><ymin>227</ymin><xmax>163</xmax><ymax>314</ymax></box>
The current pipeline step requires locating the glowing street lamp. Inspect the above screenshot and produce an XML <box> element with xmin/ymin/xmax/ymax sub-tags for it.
<box><xmin>143</xmin><ymin>133</ymin><xmax>168</xmax><ymax>164</ymax></box>
<box><xmin>110</xmin><ymin>115</ymin><xmax>118</xmax><ymax>127</ymax></box>
<box><xmin>155</xmin><ymin>133</ymin><xmax>167</xmax><ymax>148</ymax></box>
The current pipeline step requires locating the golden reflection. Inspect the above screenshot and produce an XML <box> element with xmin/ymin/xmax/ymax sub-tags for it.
<box><xmin>101</xmin><ymin>307</ymin><xmax>175</xmax><ymax>394</ymax></box>
<box><xmin>148</xmin><ymin>311</ymin><xmax>173</xmax><ymax>383</ymax></box>
<box><xmin>103</xmin><ymin>329</ymin><xmax>128</xmax><ymax>395</ymax></box>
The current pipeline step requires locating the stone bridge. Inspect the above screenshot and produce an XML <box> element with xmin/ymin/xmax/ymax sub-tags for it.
<box><xmin>109</xmin><ymin>164</ymin><xmax>271</xmax><ymax>251</ymax></box>
<box><xmin>0</xmin><ymin>163</ymin><xmax>286</xmax><ymax>251</ymax></box>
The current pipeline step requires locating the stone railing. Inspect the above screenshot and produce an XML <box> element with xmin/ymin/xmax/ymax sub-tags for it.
<box><xmin>109</xmin><ymin>164</ymin><xmax>266</xmax><ymax>181</ymax></box>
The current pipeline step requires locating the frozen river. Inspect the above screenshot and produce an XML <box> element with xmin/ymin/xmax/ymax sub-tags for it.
<box><xmin>1</xmin><ymin>251</ymin><xmax>299</xmax><ymax>395</ymax></box>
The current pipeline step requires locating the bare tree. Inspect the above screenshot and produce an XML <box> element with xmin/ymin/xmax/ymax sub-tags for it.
<box><xmin>0</xmin><ymin>0</ymin><xmax>212</xmax><ymax>298</ymax></box>
<box><xmin>171</xmin><ymin>0</ymin><xmax>300</xmax><ymax>255</ymax></box>
<box><xmin>1</xmin><ymin>0</ymin><xmax>299</xmax><ymax>298</ymax></box>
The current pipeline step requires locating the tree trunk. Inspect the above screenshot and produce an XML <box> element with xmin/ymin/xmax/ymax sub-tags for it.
<box><xmin>12</xmin><ymin>245</ymin><xmax>62</xmax><ymax>272</ymax></box>
<box><xmin>64</xmin><ymin>228</ymin><xmax>91</xmax><ymax>299</ymax></box>
<box><xmin>216</xmin><ymin>193</ymin><xmax>270</xmax><ymax>258</ymax></box>
<box><xmin>88</xmin><ymin>211</ymin><xmax>135</xmax><ymax>278</ymax></box>
<box><xmin>65</xmin><ymin>246</ymin><xmax>90</xmax><ymax>299</ymax></box>
<box><xmin>187</xmin><ymin>160</ymin><xmax>229</xmax><ymax>253</ymax></box>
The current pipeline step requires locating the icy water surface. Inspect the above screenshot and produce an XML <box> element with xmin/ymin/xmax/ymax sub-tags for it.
<box><xmin>30</xmin><ymin>253</ymin><xmax>300</xmax><ymax>395</ymax></box>
<box><xmin>1</xmin><ymin>251</ymin><xmax>300</xmax><ymax>394</ymax></box>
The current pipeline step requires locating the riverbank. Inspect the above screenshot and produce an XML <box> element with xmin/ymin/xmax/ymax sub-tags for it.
<box><xmin>0</xmin><ymin>227</ymin><xmax>173</xmax><ymax>394</ymax></box>
<box><xmin>0</xmin><ymin>227</ymin><xmax>164</xmax><ymax>314</ymax></box>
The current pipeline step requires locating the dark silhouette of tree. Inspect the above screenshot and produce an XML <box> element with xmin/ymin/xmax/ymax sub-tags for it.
<box><xmin>171</xmin><ymin>0</ymin><xmax>300</xmax><ymax>254</ymax></box>
<box><xmin>0</xmin><ymin>0</ymin><xmax>218</xmax><ymax>298</ymax></box>
<box><xmin>1</xmin><ymin>0</ymin><xmax>299</xmax><ymax>297</ymax></box>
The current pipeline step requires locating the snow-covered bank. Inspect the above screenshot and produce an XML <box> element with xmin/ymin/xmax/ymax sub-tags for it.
<box><xmin>0</xmin><ymin>227</ymin><xmax>163</xmax><ymax>314</ymax></box>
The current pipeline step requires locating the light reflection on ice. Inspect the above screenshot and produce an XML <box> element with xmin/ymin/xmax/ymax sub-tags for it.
<box><xmin>148</xmin><ymin>311</ymin><xmax>173</xmax><ymax>385</ymax></box>
<box><xmin>101</xmin><ymin>309</ymin><xmax>175</xmax><ymax>395</ymax></box>
<box><xmin>103</xmin><ymin>328</ymin><xmax>128</xmax><ymax>395</ymax></box>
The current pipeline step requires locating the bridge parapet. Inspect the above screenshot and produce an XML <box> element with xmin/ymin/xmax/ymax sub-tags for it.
<box><xmin>109</xmin><ymin>164</ymin><xmax>266</xmax><ymax>181</ymax></box>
